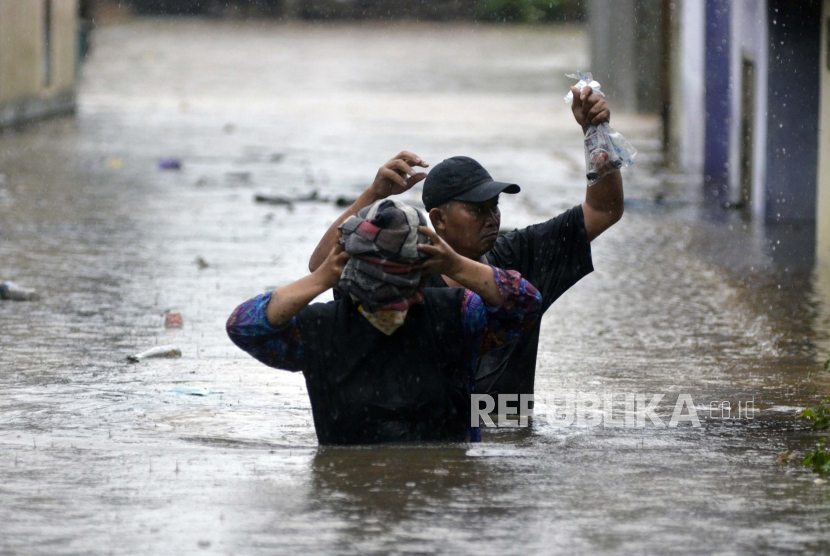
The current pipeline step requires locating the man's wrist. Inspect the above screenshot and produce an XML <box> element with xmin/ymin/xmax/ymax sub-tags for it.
<box><xmin>309</xmin><ymin>268</ymin><xmax>336</xmax><ymax>293</ymax></box>
<box><xmin>446</xmin><ymin>255</ymin><xmax>476</xmax><ymax>284</ymax></box>
<box><xmin>365</xmin><ymin>184</ymin><xmax>387</xmax><ymax>202</ymax></box>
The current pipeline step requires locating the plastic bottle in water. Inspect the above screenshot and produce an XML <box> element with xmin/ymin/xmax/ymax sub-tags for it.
<box><xmin>0</xmin><ymin>282</ymin><xmax>40</xmax><ymax>301</ymax></box>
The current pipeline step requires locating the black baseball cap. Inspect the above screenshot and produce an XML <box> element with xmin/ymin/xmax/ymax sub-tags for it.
<box><xmin>422</xmin><ymin>156</ymin><xmax>520</xmax><ymax>211</ymax></box>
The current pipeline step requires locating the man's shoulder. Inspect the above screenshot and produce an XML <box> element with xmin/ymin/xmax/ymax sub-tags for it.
<box><xmin>296</xmin><ymin>298</ymin><xmax>341</xmax><ymax>327</ymax></box>
<box><xmin>489</xmin><ymin>205</ymin><xmax>586</xmax><ymax>254</ymax></box>
<box><xmin>495</xmin><ymin>205</ymin><xmax>585</xmax><ymax>243</ymax></box>
<box><xmin>486</xmin><ymin>204</ymin><xmax>589</xmax><ymax>277</ymax></box>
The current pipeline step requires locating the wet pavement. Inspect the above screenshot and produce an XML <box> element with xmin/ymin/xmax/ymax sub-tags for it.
<box><xmin>2</xmin><ymin>19</ymin><xmax>830</xmax><ymax>555</ymax></box>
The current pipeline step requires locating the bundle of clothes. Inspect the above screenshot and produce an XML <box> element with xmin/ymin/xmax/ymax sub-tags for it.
<box><xmin>338</xmin><ymin>199</ymin><xmax>430</xmax><ymax>334</ymax></box>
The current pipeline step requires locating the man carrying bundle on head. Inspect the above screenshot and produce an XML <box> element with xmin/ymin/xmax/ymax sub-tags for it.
<box><xmin>308</xmin><ymin>85</ymin><xmax>622</xmax><ymax>405</ymax></box>
<box><xmin>227</xmin><ymin>199</ymin><xmax>541</xmax><ymax>445</ymax></box>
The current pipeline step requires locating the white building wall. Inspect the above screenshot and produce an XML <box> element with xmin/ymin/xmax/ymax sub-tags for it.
<box><xmin>679</xmin><ymin>0</ymin><xmax>706</xmax><ymax>173</ymax></box>
<box><xmin>678</xmin><ymin>0</ymin><xmax>767</xmax><ymax>217</ymax></box>
<box><xmin>0</xmin><ymin>0</ymin><xmax>77</xmax><ymax>127</ymax></box>
<box><xmin>727</xmin><ymin>0</ymin><xmax>767</xmax><ymax>217</ymax></box>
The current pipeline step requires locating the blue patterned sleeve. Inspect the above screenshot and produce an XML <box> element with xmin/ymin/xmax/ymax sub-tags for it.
<box><xmin>226</xmin><ymin>291</ymin><xmax>306</xmax><ymax>372</ymax></box>
<box><xmin>461</xmin><ymin>267</ymin><xmax>543</xmax><ymax>355</ymax></box>
<box><xmin>461</xmin><ymin>267</ymin><xmax>542</xmax><ymax>442</ymax></box>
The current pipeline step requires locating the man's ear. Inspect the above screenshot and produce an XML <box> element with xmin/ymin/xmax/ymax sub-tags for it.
<box><xmin>428</xmin><ymin>207</ymin><xmax>446</xmax><ymax>232</ymax></box>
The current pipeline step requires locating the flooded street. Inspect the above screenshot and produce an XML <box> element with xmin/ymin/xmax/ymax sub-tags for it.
<box><xmin>2</xmin><ymin>19</ymin><xmax>830</xmax><ymax>554</ymax></box>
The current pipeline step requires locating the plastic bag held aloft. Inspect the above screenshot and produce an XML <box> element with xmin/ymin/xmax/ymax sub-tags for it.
<box><xmin>564</xmin><ymin>72</ymin><xmax>637</xmax><ymax>185</ymax></box>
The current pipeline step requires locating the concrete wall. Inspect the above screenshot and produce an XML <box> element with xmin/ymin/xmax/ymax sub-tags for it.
<box><xmin>727</xmin><ymin>0</ymin><xmax>767</xmax><ymax>216</ymax></box>
<box><xmin>0</xmin><ymin>0</ymin><xmax>77</xmax><ymax>127</ymax></box>
<box><xmin>818</xmin><ymin>0</ymin><xmax>830</xmax><ymax>263</ymax></box>
<box><xmin>634</xmin><ymin>0</ymin><xmax>664</xmax><ymax>114</ymax></box>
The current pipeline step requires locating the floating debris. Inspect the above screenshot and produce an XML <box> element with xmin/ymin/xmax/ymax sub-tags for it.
<box><xmin>168</xmin><ymin>387</ymin><xmax>221</xmax><ymax>397</ymax></box>
<box><xmin>103</xmin><ymin>157</ymin><xmax>123</xmax><ymax>170</ymax></box>
<box><xmin>254</xmin><ymin>190</ymin><xmax>334</xmax><ymax>207</ymax></box>
<box><xmin>269</xmin><ymin>153</ymin><xmax>284</xmax><ymax>163</ymax></box>
<box><xmin>127</xmin><ymin>345</ymin><xmax>182</xmax><ymax>363</ymax></box>
<box><xmin>777</xmin><ymin>451</ymin><xmax>796</xmax><ymax>465</ymax></box>
<box><xmin>335</xmin><ymin>196</ymin><xmax>358</xmax><ymax>207</ymax></box>
<box><xmin>194</xmin><ymin>176</ymin><xmax>217</xmax><ymax>187</ymax></box>
<box><xmin>158</xmin><ymin>158</ymin><xmax>182</xmax><ymax>170</ymax></box>
<box><xmin>223</xmin><ymin>123</ymin><xmax>236</xmax><ymax>134</ymax></box>
<box><xmin>295</xmin><ymin>190</ymin><xmax>323</xmax><ymax>202</ymax></box>
<box><xmin>254</xmin><ymin>193</ymin><xmax>293</xmax><ymax>207</ymax></box>
<box><xmin>194</xmin><ymin>256</ymin><xmax>209</xmax><ymax>270</ymax></box>
<box><xmin>225</xmin><ymin>171</ymin><xmax>252</xmax><ymax>184</ymax></box>
<box><xmin>0</xmin><ymin>282</ymin><xmax>40</xmax><ymax>301</ymax></box>
<box><xmin>164</xmin><ymin>312</ymin><xmax>184</xmax><ymax>328</ymax></box>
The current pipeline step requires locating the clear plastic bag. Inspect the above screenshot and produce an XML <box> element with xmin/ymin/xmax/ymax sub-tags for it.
<box><xmin>564</xmin><ymin>72</ymin><xmax>637</xmax><ymax>185</ymax></box>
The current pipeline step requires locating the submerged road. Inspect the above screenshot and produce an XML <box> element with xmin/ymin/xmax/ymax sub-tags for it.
<box><xmin>2</xmin><ymin>19</ymin><xmax>830</xmax><ymax>555</ymax></box>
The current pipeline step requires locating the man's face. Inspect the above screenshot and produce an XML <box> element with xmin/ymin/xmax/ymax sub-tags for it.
<box><xmin>431</xmin><ymin>196</ymin><xmax>501</xmax><ymax>260</ymax></box>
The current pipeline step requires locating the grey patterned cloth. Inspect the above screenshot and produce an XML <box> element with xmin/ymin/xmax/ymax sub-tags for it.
<box><xmin>337</xmin><ymin>199</ymin><xmax>429</xmax><ymax>312</ymax></box>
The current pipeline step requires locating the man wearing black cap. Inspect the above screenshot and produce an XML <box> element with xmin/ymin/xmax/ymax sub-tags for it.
<box><xmin>308</xmin><ymin>86</ymin><xmax>619</xmax><ymax>401</ymax></box>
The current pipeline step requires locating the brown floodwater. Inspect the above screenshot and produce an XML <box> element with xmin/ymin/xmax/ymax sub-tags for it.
<box><xmin>2</xmin><ymin>19</ymin><xmax>830</xmax><ymax>555</ymax></box>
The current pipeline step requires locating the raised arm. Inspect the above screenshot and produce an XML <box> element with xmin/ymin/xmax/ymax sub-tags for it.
<box><xmin>461</xmin><ymin>266</ymin><xmax>542</xmax><ymax>354</ymax></box>
<box><xmin>308</xmin><ymin>152</ymin><xmax>429</xmax><ymax>272</ymax></box>
<box><xmin>417</xmin><ymin>225</ymin><xmax>541</xmax><ymax>355</ymax></box>
<box><xmin>269</xmin><ymin>244</ymin><xmax>349</xmax><ymax>326</ymax></box>
<box><xmin>417</xmin><ymin>226</ymin><xmax>505</xmax><ymax>306</ymax></box>
<box><xmin>226</xmin><ymin>244</ymin><xmax>348</xmax><ymax>370</ymax></box>
<box><xmin>569</xmin><ymin>85</ymin><xmax>625</xmax><ymax>243</ymax></box>
<box><xmin>582</xmin><ymin>169</ymin><xmax>624</xmax><ymax>243</ymax></box>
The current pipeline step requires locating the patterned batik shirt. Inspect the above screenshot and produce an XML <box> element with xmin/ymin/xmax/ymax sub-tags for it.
<box><xmin>227</xmin><ymin>267</ymin><xmax>542</xmax><ymax>442</ymax></box>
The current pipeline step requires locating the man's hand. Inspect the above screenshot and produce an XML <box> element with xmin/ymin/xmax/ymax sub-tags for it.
<box><xmin>309</xmin><ymin>151</ymin><xmax>428</xmax><ymax>274</ymax></box>
<box><xmin>417</xmin><ymin>226</ymin><xmax>503</xmax><ymax>306</ymax></box>
<box><xmin>570</xmin><ymin>85</ymin><xmax>610</xmax><ymax>131</ymax></box>
<box><xmin>312</xmin><ymin>243</ymin><xmax>350</xmax><ymax>289</ymax></box>
<box><xmin>267</xmin><ymin>242</ymin><xmax>349</xmax><ymax>327</ymax></box>
<box><xmin>416</xmin><ymin>227</ymin><xmax>463</xmax><ymax>277</ymax></box>
<box><xmin>369</xmin><ymin>151</ymin><xmax>429</xmax><ymax>199</ymax></box>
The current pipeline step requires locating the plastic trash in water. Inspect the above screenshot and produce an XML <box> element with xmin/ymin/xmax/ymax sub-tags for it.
<box><xmin>225</xmin><ymin>171</ymin><xmax>251</xmax><ymax>184</ymax></box>
<box><xmin>254</xmin><ymin>190</ymin><xmax>331</xmax><ymax>206</ymax></box>
<box><xmin>164</xmin><ymin>312</ymin><xmax>184</xmax><ymax>328</ymax></box>
<box><xmin>335</xmin><ymin>196</ymin><xmax>358</xmax><ymax>208</ymax></box>
<box><xmin>564</xmin><ymin>72</ymin><xmax>637</xmax><ymax>185</ymax></box>
<box><xmin>254</xmin><ymin>193</ymin><xmax>293</xmax><ymax>207</ymax></box>
<box><xmin>0</xmin><ymin>282</ymin><xmax>40</xmax><ymax>301</ymax></box>
<box><xmin>127</xmin><ymin>345</ymin><xmax>182</xmax><ymax>363</ymax></box>
<box><xmin>158</xmin><ymin>158</ymin><xmax>182</xmax><ymax>170</ymax></box>
<box><xmin>168</xmin><ymin>387</ymin><xmax>221</xmax><ymax>396</ymax></box>
<box><xmin>195</xmin><ymin>176</ymin><xmax>217</xmax><ymax>187</ymax></box>
<box><xmin>103</xmin><ymin>157</ymin><xmax>123</xmax><ymax>170</ymax></box>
